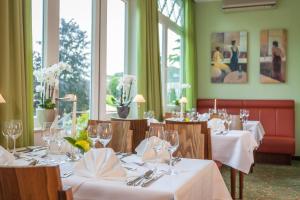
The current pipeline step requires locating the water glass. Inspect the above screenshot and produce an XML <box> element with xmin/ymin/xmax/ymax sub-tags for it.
<box><xmin>54</xmin><ymin>129</ymin><xmax>66</xmax><ymax>153</ymax></box>
<box><xmin>146</xmin><ymin>126</ymin><xmax>165</xmax><ymax>172</ymax></box>
<box><xmin>99</xmin><ymin>123</ymin><xmax>112</xmax><ymax>148</ymax></box>
<box><xmin>225</xmin><ymin>114</ymin><xmax>232</xmax><ymax>132</ymax></box>
<box><xmin>87</xmin><ymin>124</ymin><xmax>100</xmax><ymax>148</ymax></box>
<box><xmin>9</xmin><ymin>120</ymin><xmax>23</xmax><ymax>154</ymax></box>
<box><xmin>164</xmin><ymin>130</ymin><xmax>179</xmax><ymax>175</ymax></box>
<box><xmin>2</xmin><ymin>121</ymin><xmax>12</xmax><ymax>150</ymax></box>
<box><xmin>42</xmin><ymin>122</ymin><xmax>54</xmax><ymax>152</ymax></box>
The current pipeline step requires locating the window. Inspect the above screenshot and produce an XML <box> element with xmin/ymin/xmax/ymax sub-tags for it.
<box><xmin>59</xmin><ymin>0</ymin><xmax>92</xmax><ymax>115</ymax></box>
<box><xmin>32</xmin><ymin>0</ymin><xmax>44</xmax><ymax>115</ymax></box>
<box><xmin>158</xmin><ymin>0</ymin><xmax>184</xmax><ymax>110</ymax></box>
<box><xmin>158</xmin><ymin>0</ymin><xmax>184</xmax><ymax>27</ymax></box>
<box><xmin>32</xmin><ymin>0</ymin><xmax>129</xmax><ymax>127</ymax></box>
<box><xmin>106</xmin><ymin>0</ymin><xmax>127</xmax><ymax>114</ymax></box>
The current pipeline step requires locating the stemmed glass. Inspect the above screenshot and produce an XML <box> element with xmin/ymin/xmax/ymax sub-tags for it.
<box><xmin>41</xmin><ymin>122</ymin><xmax>54</xmax><ymax>154</ymax></box>
<box><xmin>146</xmin><ymin>126</ymin><xmax>165</xmax><ymax>172</ymax></box>
<box><xmin>225</xmin><ymin>114</ymin><xmax>232</xmax><ymax>133</ymax></box>
<box><xmin>164</xmin><ymin>130</ymin><xmax>179</xmax><ymax>175</ymax></box>
<box><xmin>2</xmin><ymin>121</ymin><xmax>12</xmax><ymax>150</ymax></box>
<box><xmin>54</xmin><ymin>129</ymin><xmax>66</xmax><ymax>154</ymax></box>
<box><xmin>98</xmin><ymin>123</ymin><xmax>112</xmax><ymax>148</ymax></box>
<box><xmin>9</xmin><ymin>120</ymin><xmax>23</xmax><ymax>155</ymax></box>
<box><xmin>244</xmin><ymin>110</ymin><xmax>250</xmax><ymax>123</ymax></box>
<box><xmin>87</xmin><ymin>124</ymin><xmax>100</xmax><ymax>148</ymax></box>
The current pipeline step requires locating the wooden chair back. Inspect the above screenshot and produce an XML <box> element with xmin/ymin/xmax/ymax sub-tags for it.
<box><xmin>198</xmin><ymin>121</ymin><xmax>212</xmax><ymax>160</ymax></box>
<box><xmin>111</xmin><ymin>118</ymin><xmax>148</xmax><ymax>152</ymax></box>
<box><xmin>165</xmin><ymin>120</ymin><xmax>212</xmax><ymax>160</ymax></box>
<box><xmin>0</xmin><ymin>166</ymin><xmax>72</xmax><ymax>200</ymax></box>
<box><xmin>165</xmin><ymin>123</ymin><xmax>204</xmax><ymax>159</ymax></box>
<box><xmin>230</xmin><ymin>115</ymin><xmax>242</xmax><ymax>130</ymax></box>
<box><xmin>88</xmin><ymin>120</ymin><xmax>132</xmax><ymax>153</ymax></box>
<box><xmin>164</xmin><ymin>112</ymin><xmax>173</xmax><ymax>120</ymax></box>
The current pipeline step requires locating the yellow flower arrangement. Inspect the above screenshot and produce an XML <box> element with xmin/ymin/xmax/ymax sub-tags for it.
<box><xmin>64</xmin><ymin>129</ymin><xmax>92</xmax><ymax>153</ymax></box>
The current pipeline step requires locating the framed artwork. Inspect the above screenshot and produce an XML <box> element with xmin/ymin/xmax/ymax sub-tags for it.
<box><xmin>210</xmin><ymin>31</ymin><xmax>248</xmax><ymax>83</ymax></box>
<box><xmin>260</xmin><ymin>29</ymin><xmax>287</xmax><ymax>83</ymax></box>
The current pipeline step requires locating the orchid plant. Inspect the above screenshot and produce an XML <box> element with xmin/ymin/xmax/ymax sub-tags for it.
<box><xmin>34</xmin><ymin>62</ymin><xmax>72</xmax><ymax>109</ymax></box>
<box><xmin>112</xmin><ymin>75</ymin><xmax>136</xmax><ymax>107</ymax></box>
<box><xmin>173</xmin><ymin>83</ymin><xmax>191</xmax><ymax>106</ymax></box>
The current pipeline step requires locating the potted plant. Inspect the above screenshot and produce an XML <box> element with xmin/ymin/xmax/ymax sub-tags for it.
<box><xmin>34</xmin><ymin>62</ymin><xmax>72</xmax><ymax>127</ymax></box>
<box><xmin>112</xmin><ymin>75</ymin><xmax>135</xmax><ymax>118</ymax></box>
<box><xmin>172</xmin><ymin>83</ymin><xmax>191</xmax><ymax>112</ymax></box>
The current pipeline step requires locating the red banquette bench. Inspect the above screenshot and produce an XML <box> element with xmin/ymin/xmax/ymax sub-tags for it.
<box><xmin>197</xmin><ymin>99</ymin><xmax>295</xmax><ymax>164</ymax></box>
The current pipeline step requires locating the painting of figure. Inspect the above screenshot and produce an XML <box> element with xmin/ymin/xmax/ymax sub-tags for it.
<box><xmin>211</xmin><ymin>31</ymin><xmax>248</xmax><ymax>83</ymax></box>
<box><xmin>260</xmin><ymin>29</ymin><xmax>287</xmax><ymax>83</ymax></box>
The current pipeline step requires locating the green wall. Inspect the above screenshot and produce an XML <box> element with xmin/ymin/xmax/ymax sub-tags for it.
<box><xmin>195</xmin><ymin>0</ymin><xmax>300</xmax><ymax>156</ymax></box>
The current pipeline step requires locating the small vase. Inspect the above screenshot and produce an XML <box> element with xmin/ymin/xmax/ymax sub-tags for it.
<box><xmin>117</xmin><ymin>106</ymin><xmax>130</xmax><ymax>119</ymax></box>
<box><xmin>36</xmin><ymin>108</ymin><xmax>56</xmax><ymax>128</ymax></box>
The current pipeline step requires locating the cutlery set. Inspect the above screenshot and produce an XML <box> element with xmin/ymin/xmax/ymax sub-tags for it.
<box><xmin>127</xmin><ymin>170</ymin><xmax>159</xmax><ymax>187</ymax></box>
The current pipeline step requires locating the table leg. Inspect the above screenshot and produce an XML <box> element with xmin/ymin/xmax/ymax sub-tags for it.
<box><xmin>239</xmin><ymin>171</ymin><xmax>244</xmax><ymax>199</ymax></box>
<box><xmin>230</xmin><ymin>168</ymin><xmax>236</xmax><ymax>199</ymax></box>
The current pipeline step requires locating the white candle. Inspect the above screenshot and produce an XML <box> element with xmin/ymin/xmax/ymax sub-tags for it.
<box><xmin>71</xmin><ymin>100</ymin><xmax>77</xmax><ymax>137</ymax></box>
<box><xmin>214</xmin><ymin>99</ymin><xmax>217</xmax><ymax>113</ymax></box>
<box><xmin>180</xmin><ymin>102</ymin><xmax>184</xmax><ymax>118</ymax></box>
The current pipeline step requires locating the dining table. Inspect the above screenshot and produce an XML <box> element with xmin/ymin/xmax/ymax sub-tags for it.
<box><xmin>9</xmin><ymin>148</ymin><xmax>232</xmax><ymax>200</ymax></box>
<box><xmin>165</xmin><ymin>118</ymin><xmax>264</xmax><ymax>199</ymax></box>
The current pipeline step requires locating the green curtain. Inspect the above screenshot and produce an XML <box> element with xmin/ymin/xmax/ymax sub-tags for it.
<box><xmin>184</xmin><ymin>0</ymin><xmax>198</xmax><ymax>110</ymax></box>
<box><xmin>0</xmin><ymin>0</ymin><xmax>34</xmax><ymax>147</ymax></box>
<box><xmin>136</xmin><ymin>0</ymin><xmax>163</xmax><ymax>120</ymax></box>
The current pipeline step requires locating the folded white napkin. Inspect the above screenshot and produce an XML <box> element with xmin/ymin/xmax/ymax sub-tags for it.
<box><xmin>74</xmin><ymin>148</ymin><xmax>126</xmax><ymax>179</ymax></box>
<box><xmin>147</xmin><ymin>118</ymin><xmax>159</xmax><ymax>126</ymax></box>
<box><xmin>198</xmin><ymin>113</ymin><xmax>210</xmax><ymax>121</ymax></box>
<box><xmin>0</xmin><ymin>145</ymin><xmax>15</xmax><ymax>165</ymax></box>
<box><xmin>208</xmin><ymin>118</ymin><xmax>225</xmax><ymax>132</ymax></box>
<box><xmin>135</xmin><ymin>136</ymin><xmax>169</xmax><ymax>162</ymax></box>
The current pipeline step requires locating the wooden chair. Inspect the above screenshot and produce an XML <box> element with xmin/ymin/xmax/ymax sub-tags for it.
<box><xmin>0</xmin><ymin>166</ymin><xmax>72</xmax><ymax>200</ymax></box>
<box><xmin>229</xmin><ymin>115</ymin><xmax>242</xmax><ymax>130</ymax></box>
<box><xmin>165</xmin><ymin>123</ymin><xmax>205</xmax><ymax>159</ymax></box>
<box><xmin>164</xmin><ymin>112</ymin><xmax>173</xmax><ymax>120</ymax></box>
<box><xmin>88</xmin><ymin>120</ymin><xmax>133</xmax><ymax>153</ymax></box>
<box><xmin>111</xmin><ymin>118</ymin><xmax>148</xmax><ymax>152</ymax></box>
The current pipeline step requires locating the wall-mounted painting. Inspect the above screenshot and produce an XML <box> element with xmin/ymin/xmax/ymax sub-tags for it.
<box><xmin>260</xmin><ymin>29</ymin><xmax>287</xmax><ymax>83</ymax></box>
<box><xmin>211</xmin><ymin>31</ymin><xmax>248</xmax><ymax>83</ymax></box>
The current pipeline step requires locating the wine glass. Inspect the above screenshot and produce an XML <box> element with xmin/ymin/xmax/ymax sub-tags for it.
<box><xmin>143</xmin><ymin>111</ymin><xmax>149</xmax><ymax>119</ymax></box>
<box><xmin>98</xmin><ymin>123</ymin><xmax>112</xmax><ymax>148</ymax></box>
<box><xmin>164</xmin><ymin>130</ymin><xmax>179</xmax><ymax>175</ymax></box>
<box><xmin>225</xmin><ymin>114</ymin><xmax>232</xmax><ymax>133</ymax></box>
<box><xmin>2</xmin><ymin>121</ymin><xmax>12</xmax><ymax>150</ymax></box>
<box><xmin>87</xmin><ymin>124</ymin><xmax>100</xmax><ymax>148</ymax></box>
<box><xmin>9</xmin><ymin>120</ymin><xmax>23</xmax><ymax>155</ymax></box>
<box><xmin>54</xmin><ymin>129</ymin><xmax>66</xmax><ymax>154</ymax></box>
<box><xmin>146</xmin><ymin>126</ymin><xmax>165</xmax><ymax>172</ymax></box>
<box><xmin>41</xmin><ymin>122</ymin><xmax>54</xmax><ymax>153</ymax></box>
<box><xmin>244</xmin><ymin>109</ymin><xmax>250</xmax><ymax>123</ymax></box>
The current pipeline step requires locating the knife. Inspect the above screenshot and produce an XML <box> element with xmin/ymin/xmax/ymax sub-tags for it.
<box><xmin>133</xmin><ymin>170</ymin><xmax>154</xmax><ymax>186</ymax></box>
<box><xmin>127</xmin><ymin>170</ymin><xmax>153</xmax><ymax>186</ymax></box>
<box><xmin>141</xmin><ymin>173</ymin><xmax>164</xmax><ymax>187</ymax></box>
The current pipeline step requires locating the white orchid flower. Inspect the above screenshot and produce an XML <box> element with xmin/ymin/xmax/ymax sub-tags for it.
<box><xmin>181</xmin><ymin>83</ymin><xmax>191</xmax><ymax>89</ymax></box>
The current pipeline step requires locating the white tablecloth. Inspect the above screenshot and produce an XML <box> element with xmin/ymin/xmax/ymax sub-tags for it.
<box><xmin>243</xmin><ymin>121</ymin><xmax>265</xmax><ymax>145</ymax></box>
<box><xmin>62</xmin><ymin>157</ymin><xmax>231</xmax><ymax>200</ymax></box>
<box><xmin>211</xmin><ymin>130</ymin><xmax>258</xmax><ymax>174</ymax></box>
<box><xmin>8</xmin><ymin>151</ymin><xmax>231</xmax><ymax>200</ymax></box>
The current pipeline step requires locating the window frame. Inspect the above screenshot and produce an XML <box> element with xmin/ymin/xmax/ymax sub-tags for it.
<box><xmin>32</xmin><ymin>0</ymin><xmax>129</xmax><ymax>127</ymax></box>
<box><xmin>158</xmin><ymin>9</ymin><xmax>185</xmax><ymax>111</ymax></box>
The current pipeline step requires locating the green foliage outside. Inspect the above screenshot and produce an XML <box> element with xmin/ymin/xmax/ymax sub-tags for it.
<box><xmin>33</xmin><ymin>18</ymin><xmax>91</xmax><ymax>114</ymax></box>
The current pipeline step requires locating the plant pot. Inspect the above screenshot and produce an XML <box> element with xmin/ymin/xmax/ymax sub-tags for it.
<box><xmin>117</xmin><ymin>106</ymin><xmax>130</xmax><ymax>119</ymax></box>
<box><xmin>36</xmin><ymin>108</ymin><xmax>56</xmax><ymax>128</ymax></box>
